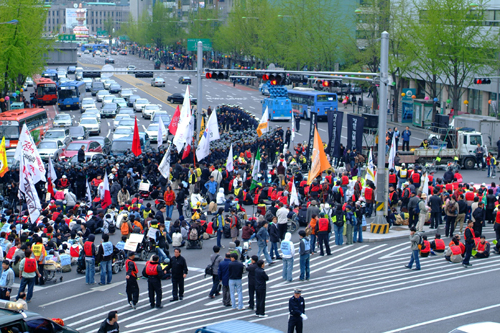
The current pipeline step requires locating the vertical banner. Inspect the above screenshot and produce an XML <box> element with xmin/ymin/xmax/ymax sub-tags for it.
<box><xmin>346</xmin><ymin>114</ymin><xmax>365</xmax><ymax>153</ymax></box>
<box><xmin>306</xmin><ymin>111</ymin><xmax>318</xmax><ymax>170</ymax></box>
<box><xmin>327</xmin><ymin>110</ymin><xmax>344</xmax><ymax>158</ymax></box>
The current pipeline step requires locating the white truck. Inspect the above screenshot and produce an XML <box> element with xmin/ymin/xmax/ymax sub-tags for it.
<box><xmin>452</xmin><ymin>114</ymin><xmax>500</xmax><ymax>151</ymax></box>
<box><xmin>412</xmin><ymin>129</ymin><xmax>486</xmax><ymax>169</ymax></box>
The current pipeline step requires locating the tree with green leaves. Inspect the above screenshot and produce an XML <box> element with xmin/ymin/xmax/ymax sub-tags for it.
<box><xmin>0</xmin><ymin>0</ymin><xmax>51</xmax><ymax>93</ymax></box>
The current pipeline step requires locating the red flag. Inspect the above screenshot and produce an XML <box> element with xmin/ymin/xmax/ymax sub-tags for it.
<box><xmin>132</xmin><ymin>117</ymin><xmax>142</xmax><ymax>156</ymax></box>
<box><xmin>169</xmin><ymin>106</ymin><xmax>180</xmax><ymax>135</ymax></box>
<box><xmin>182</xmin><ymin>144</ymin><xmax>191</xmax><ymax>160</ymax></box>
<box><xmin>101</xmin><ymin>172</ymin><xmax>112</xmax><ymax>210</ymax></box>
<box><xmin>47</xmin><ymin>157</ymin><xmax>57</xmax><ymax>198</ymax></box>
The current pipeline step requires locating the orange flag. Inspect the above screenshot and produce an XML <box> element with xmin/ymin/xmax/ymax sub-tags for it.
<box><xmin>307</xmin><ymin>126</ymin><xmax>331</xmax><ymax>185</ymax></box>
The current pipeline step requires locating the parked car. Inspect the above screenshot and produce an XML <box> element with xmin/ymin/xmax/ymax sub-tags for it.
<box><xmin>101</xmin><ymin>103</ymin><xmax>118</xmax><ymax>118</ymax></box>
<box><xmin>151</xmin><ymin>77</ymin><xmax>166</xmax><ymax>87</ymax></box>
<box><xmin>60</xmin><ymin>140</ymin><xmax>102</xmax><ymax>160</ymax></box>
<box><xmin>68</xmin><ymin>126</ymin><xmax>89</xmax><ymax>140</ymax></box>
<box><xmin>133</xmin><ymin>98</ymin><xmax>150</xmax><ymax>112</ymax></box>
<box><xmin>37</xmin><ymin>139</ymin><xmax>66</xmax><ymax>161</ymax></box>
<box><xmin>25</xmin><ymin>77</ymin><xmax>34</xmax><ymax>86</ymax></box>
<box><xmin>53</xmin><ymin>114</ymin><xmax>72</xmax><ymax>127</ymax></box>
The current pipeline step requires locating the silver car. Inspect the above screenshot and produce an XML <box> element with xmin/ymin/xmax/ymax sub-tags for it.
<box><xmin>146</xmin><ymin>123</ymin><xmax>167</xmax><ymax>143</ymax></box>
<box><xmin>114</xmin><ymin>114</ymin><xmax>132</xmax><ymax>130</ymax></box>
<box><xmin>142</xmin><ymin>104</ymin><xmax>161</xmax><ymax>119</ymax></box>
<box><xmin>44</xmin><ymin>128</ymin><xmax>71</xmax><ymax>146</ymax></box>
<box><xmin>81</xmin><ymin>98</ymin><xmax>96</xmax><ymax>112</ymax></box>
<box><xmin>113</xmin><ymin>126</ymin><xmax>133</xmax><ymax>139</ymax></box>
<box><xmin>53</xmin><ymin>114</ymin><xmax>72</xmax><ymax>127</ymax></box>
<box><xmin>82</xmin><ymin>108</ymin><xmax>101</xmax><ymax>122</ymax></box>
<box><xmin>37</xmin><ymin>139</ymin><xmax>65</xmax><ymax>161</ymax></box>
<box><xmin>96</xmin><ymin>90</ymin><xmax>109</xmax><ymax>102</ymax></box>
<box><xmin>120</xmin><ymin>89</ymin><xmax>133</xmax><ymax>101</ymax></box>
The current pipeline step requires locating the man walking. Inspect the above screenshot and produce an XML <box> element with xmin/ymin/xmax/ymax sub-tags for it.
<box><xmin>257</xmin><ymin>221</ymin><xmax>274</xmax><ymax>265</ymax></box>
<box><xmin>218</xmin><ymin>253</ymin><xmax>231</xmax><ymax>307</ymax></box>
<box><xmin>204</xmin><ymin>176</ymin><xmax>218</xmax><ymax>203</ymax></box>
<box><xmin>429</xmin><ymin>189</ymin><xmax>442</xmax><ymax>229</ymax></box>
<box><xmin>298</xmin><ymin>231</ymin><xmax>310</xmax><ymax>281</ymax></box>
<box><xmin>288</xmin><ymin>288</ymin><xmax>306</xmax><ymax>333</ymax></box>
<box><xmin>83</xmin><ymin>234</ymin><xmax>96</xmax><ymax>285</ymax></box>
<box><xmin>228</xmin><ymin>252</ymin><xmax>244</xmax><ymax>310</ymax></box>
<box><xmin>255</xmin><ymin>259</ymin><xmax>269</xmax><ymax>318</ymax></box>
<box><xmin>280</xmin><ymin>232</ymin><xmax>295</xmax><ymax>282</ymax></box>
<box><xmin>315</xmin><ymin>213</ymin><xmax>332</xmax><ymax>256</ymax></box>
<box><xmin>16</xmin><ymin>249</ymin><xmax>41</xmax><ymax>303</ymax></box>
<box><xmin>276</xmin><ymin>202</ymin><xmax>289</xmax><ymax>241</ymax></box>
<box><xmin>463</xmin><ymin>220</ymin><xmax>475</xmax><ymax>268</ymax></box>
<box><xmin>97</xmin><ymin>234</ymin><xmax>115</xmax><ymax>285</ymax></box>
<box><xmin>125</xmin><ymin>252</ymin><xmax>139</xmax><ymax>309</ymax></box>
<box><xmin>208</xmin><ymin>246</ymin><xmax>223</xmax><ymax>299</ymax></box>
<box><xmin>142</xmin><ymin>255</ymin><xmax>166</xmax><ymax>308</ymax></box>
<box><xmin>169</xmin><ymin>248</ymin><xmax>188</xmax><ymax>302</ymax></box>
<box><xmin>404</xmin><ymin>227</ymin><xmax>421</xmax><ymax>271</ymax></box>
<box><xmin>246</xmin><ymin>255</ymin><xmax>258</xmax><ymax>311</ymax></box>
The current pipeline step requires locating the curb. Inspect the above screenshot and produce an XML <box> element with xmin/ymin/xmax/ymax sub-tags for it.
<box><xmin>363</xmin><ymin>228</ymin><xmax>436</xmax><ymax>243</ymax></box>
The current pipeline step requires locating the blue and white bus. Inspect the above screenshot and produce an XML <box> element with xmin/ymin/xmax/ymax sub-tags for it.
<box><xmin>42</xmin><ymin>69</ymin><xmax>58</xmax><ymax>82</ymax></box>
<box><xmin>288</xmin><ymin>88</ymin><xmax>338</xmax><ymax>119</ymax></box>
<box><xmin>57</xmin><ymin>81</ymin><xmax>86</xmax><ymax>110</ymax></box>
<box><xmin>81</xmin><ymin>44</ymin><xmax>109</xmax><ymax>52</ymax></box>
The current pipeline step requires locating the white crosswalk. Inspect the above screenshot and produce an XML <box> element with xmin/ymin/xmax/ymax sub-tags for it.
<box><xmin>59</xmin><ymin>235</ymin><xmax>500</xmax><ymax>333</ymax></box>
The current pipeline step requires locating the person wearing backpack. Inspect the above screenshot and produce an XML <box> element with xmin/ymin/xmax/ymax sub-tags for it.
<box><xmin>120</xmin><ymin>216</ymin><xmax>133</xmax><ymax>239</ymax></box>
<box><xmin>215</xmin><ymin>208</ymin><xmax>225</xmax><ymax>248</ymax></box>
<box><xmin>405</xmin><ymin>227</ymin><xmax>421</xmax><ymax>270</ymax></box>
<box><xmin>229</xmin><ymin>210</ymin><xmax>239</xmax><ymax>242</ymax></box>
<box><xmin>445</xmin><ymin>196</ymin><xmax>459</xmax><ymax>238</ymax></box>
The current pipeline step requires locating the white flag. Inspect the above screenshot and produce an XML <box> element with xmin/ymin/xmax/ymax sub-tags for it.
<box><xmin>14</xmin><ymin>124</ymin><xmax>46</xmax><ymax>183</ymax></box>
<box><xmin>291</xmin><ymin>113</ymin><xmax>295</xmax><ymax>143</ymax></box>
<box><xmin>256</xmin><ymin>107</ymin><xmax>269</xmax><ymax>137</ymax></box>
<box><xmin>196</xmin><ymin>111</ymin><xmax>220</xmax><ymax>161</ymax></box>
<box><xmin>19</xmin><ymin>156</ymin><xmax>41</xmax><ymax>223</ymax></box>
<box><xmin>365</xmin><ymin>148</ymin><xmax>376</xmax><ymax>183</ymax></box>
<box><xmin>86</xmin><ymin>178</ymin><xmax>92</xmax><ymax>203</ymax></box>
<box><xmin>290</xmin><ymin>181</ymin><xmax>299</xmax><ymax>206</ymax></box>
<box><xmin>158</xmin><ymin>116</ymin><xmax>166</xmax><ymax>148</ymax></box>
<box><xmin>421</xmin><ymin>172</ymin><xmax>429</xmax><ymax>203</ymax></box>
<box><xmin>172</xmin><ymin>86</ymin><xmax>192</xmax><ymax>153</ymax></box>
<box><xmin>387</xmin><ymin>135</ymin><xmax>396</xmax><ymax>171</ymax></box>
<box><xmin>226</xmin><ymin>144</ymin><xmax>234</xmax><ymax>172</ymax></box>
<box><xmin>159</xmin><ymin>144</ymin><xmax>172</xmax><ymax>179</ymax></box>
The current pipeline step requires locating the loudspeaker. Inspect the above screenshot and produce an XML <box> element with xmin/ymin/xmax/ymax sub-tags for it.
<box><xmin>363</xmin><ymin>113</ymin><xmax>379</xmax><ymax>129</ymax></box>
<box><xmin>434</xmin><ymin>114</ymin><xmax>449</xmax><ymax>128</ymax></box>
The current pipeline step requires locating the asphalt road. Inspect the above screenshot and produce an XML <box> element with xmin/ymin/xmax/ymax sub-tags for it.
<box><xmin>17</xmin><ymin>53</ymin><xmax>500</xmax><ymax>332</ymax></box>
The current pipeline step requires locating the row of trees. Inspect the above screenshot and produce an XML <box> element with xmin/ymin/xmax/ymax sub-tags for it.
<box><xmin>0</xmin><ymin>0</ymin><xmax>51</xmax><ymax>94</ymax></box>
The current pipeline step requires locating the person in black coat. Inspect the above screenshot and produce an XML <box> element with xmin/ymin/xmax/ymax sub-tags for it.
<box><xmin>78</xmin><ymin>145</ymin><xmax>86</xmax><ymax>163</ymax></box>
<box><xmin>169</xmin><ymin>248</ymin><xmax>188</xmax><ymax>301</ymax></box>
<box><xmin>255</xmin><ymin>259</ymin><xmax>269</xmax><ymax>317</ymax></box>
<box><xmin>246</xmin><ymin>255</ymin><xmax>258</xmax><ymax>311</ymax></box>
<box><xmin>288</xmin><ymin>288</ymin><xmax>306</xmax><ymax>333</ymax></box>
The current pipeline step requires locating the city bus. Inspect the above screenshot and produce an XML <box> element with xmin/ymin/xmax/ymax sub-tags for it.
<box><xmin>41</xmin><ymin>69</ymin><xmax>58</xmax><ymax>82</ymax></box>
<box><xmin>287</xmin><ymin>88</ymin><xmax>338</xmax><ymax>119</ymax></box>
<box><xmin>34</xmin><ymin>77</ymin><xmax>58</xmax><ymax>105</ymax></box>
<box><xmin>57</xmin><ymin>81</ymin><xmax>86</xmax><ymax>110</ymax></box>
<box><xmin>81</xmin><ymin>44</ymin><xmax>109</xmax><ymax>52</ymax></box>
<box><xmin>0</xmin><ymin>108</ymin><xmax>51</xmax><ymax>148</ymax></box>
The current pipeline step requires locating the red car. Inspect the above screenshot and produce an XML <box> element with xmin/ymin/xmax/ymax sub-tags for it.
<box><xmin>59</xmin><ymin>140</ymin><xmax>103</xmax><ymax>161</ymax></box>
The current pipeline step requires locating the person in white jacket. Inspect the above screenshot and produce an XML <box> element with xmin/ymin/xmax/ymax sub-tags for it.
<box><xmin>217</xmin><ymin>188</ymin><xmax>226</xmax><ymax>205</ymax></box>
<box><xmin>280</xmin><ymin>232</ymin><xmax>295</xmax><ymax>282</ymax></box>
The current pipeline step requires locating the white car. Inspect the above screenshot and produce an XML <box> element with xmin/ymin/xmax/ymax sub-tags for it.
<box><xmin>142</xmin><ymin>104</ymin><xmax>161</xmax><ymax>119</ymax></box>
<box><xmin>117</xmin><ymin>118</ymin><xmax>135</xmax><ymax>130</ymax></box>
<box><xmin>127</xmin><ymin>65</ymin><xmax>136</xmax><ymax>71</ymax></box>
<box><xmin>95</xmin><ymin>50</ymin><xmax>101</xmax><ymax>55</ymax></box>
<box><xmin>146</xmin><ymin>123</ymin><xmax>167</xmax><ymax>143</ymax></box>
<box><xmin>133</xmin><ymin>98</ymin><xmax>150</xmax><ymax>112</ymax></box>
<box><xmin>25</xmin><ymin>77</ymin><xmax>34</xmax><ymax>87</ymax></box>
<box><xmin>100</xmin><ymin>52</ymin><xmax>106</xmax><ymax>57</ymax></box>
<box><xmin>114</xmin><ymin>114</ymin><xmax>132</xmax><ymax>130</ymax></box>
<box><xmin>102</xmin><ymin>95</ymin><xmax>115</xmax><ymax>105</ymax></box>
<box><xmin>449</xmin><ymin>322</ymin><xmax>500</xmax><ymax>333</ymax></box>
<box><xmin>103</xmin><ymin>80</ymin><xmax>117</xmax><ymax>90</ymax></box>
<box><xmin>81</xmin><ymin>98</ymin><xmax>97</xmax><ymax>112</ymax></box>
<box><xmin>79</xmin><ymin>118</ymin><xmax>100</xmax><ymax>135</ymax></box>
<box><xmin>37</xmin><ymin>139</ymin><xmax>65</xmax><ymax>161</ymax></box>
<box><xmin>113</xmin><ymin>126</ymin><xmax>133</xmax><ymax>139</ymax></box>
<box><xmin>112</xmin><ymin>98</ymin><xmax>127</xmax><ymax>108</ymax></box>
<box><xmin>151</xmin><ymin>77</ymin><xmax>165</xmax><ymax>87</ymax></box>
<box><xmin>44</xmin><ymin>128</ymin><xmax>71</xmax><ymax>146</ymax></box>
<box><xmin>120</xmin><ymin>89</ymin><xmax>133</xmax><ymax>101</ymax></box>
<box><xmin>96</xmin><ymin>90</ymin><xmax>109</xmax><ymax>102</ymax></box>
<box><xmin>53</xmin><ymin>114</ymin><xmax>72</xmax><ymax>127</ymax></box>
<box><xmin>82</xmin><ymin>108</ymin><xmax>101</xmax><ymax>122</ymax></box>
<box><xmin>84</xmin><ymin>50</ymin><xmax>90</xmax><ymax>54</ymax></box>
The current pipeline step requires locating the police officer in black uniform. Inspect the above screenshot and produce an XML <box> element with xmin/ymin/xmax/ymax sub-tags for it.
<box><xmin>125</xmin><ymin>252</ymin><xmax>139</xmax><ymax>309</ymax></box>
<box><xmin>288</xmin><ymin>288</ymin><xmax>306</xmax><ymax>333</ymax></box>
<box><xmin>142</xmin><ymin>255</ymin><xmax>166</xmax><ymax>309</ymax></box>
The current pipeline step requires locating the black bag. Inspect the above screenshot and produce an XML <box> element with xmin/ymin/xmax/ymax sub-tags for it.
<box><xmin>204</xmin><ymin>254</ymin><xmax>219</xmax><ymax>276</ymax></box>
<box><xmin>223</xmin><ymin>224</ymin><xmax>231</xmax><ymax>238</ymax></box>
<box><xmin>418</xmin><ymin>234</ymin><xmax>426</xmax><ymax>250</ymax></box>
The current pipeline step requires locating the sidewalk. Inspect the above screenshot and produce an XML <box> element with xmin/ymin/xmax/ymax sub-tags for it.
<box><xmin>363</xmin><ymin>223</ymin><xmax>435</xmax><ymax>243</ymax></box>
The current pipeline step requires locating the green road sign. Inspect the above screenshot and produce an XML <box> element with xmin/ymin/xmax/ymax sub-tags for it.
<box><xmin>58</xmin><ymin>34</ymin><xmax>76</xmax><ymax>41</ymax></box>
<box><xmin>119</xmin><ymin>35</ymin><xmax>129</xmax><ymax>41</ymax></box>
<box><xmin>97</xmin><ymin>30</ymin><xmax>108</xmax><ymax>36</ymax></box>
<box><xmin>187</xmin><ymin>38</ymin><xmax>212</xmax><ymax>51</ymax></box>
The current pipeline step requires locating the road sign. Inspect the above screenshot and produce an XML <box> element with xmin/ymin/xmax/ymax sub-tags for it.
<box><xmin>97</xmin><ymin>30</ymin><xmax>108</xmax><ymax>36</ymax></box>
<box><xmin>58</xmin><ymin>34</ymin><xmax>76</xmax><ymax>41</ymax></box>
<box><xmin>187</xmin><ymin>39</ymin><xmax>212</xmax><ymax>51</ymax></box>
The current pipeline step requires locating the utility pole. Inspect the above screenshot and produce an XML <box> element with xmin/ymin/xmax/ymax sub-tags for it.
<box><xmin>373</xmin><ymin>31</ymin><xmax>390</xmax><ymax>231</ymax></box>
<box><xmin>197</xmin><ymin>41</ymin><xmax>203</xmax><ymax>136</ymax></box>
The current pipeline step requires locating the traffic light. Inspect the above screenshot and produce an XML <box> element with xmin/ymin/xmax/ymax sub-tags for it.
<box><xmin>268</xmin><ymin>73</ymin><xmax>283</xmax><ymax>86</ymax></box>
<box><xmin>205</xmin><ymin>71</ymin><xmax>228</xmax><ymax>80</ymax></box>
<box><xmin>262</xmin><ymin>74</ymin><xmax>270</xmax><ymax>81</ymax></box>
<box><xmin>322</xmin><ymin>80</ymin><xmax>330</xmax><ymax>87</ymax></box>
<box><xmin>205</xmin><ymin>71</ymin><xmax>213</xmax><ymax>79</ymax></box>
<box><xmin>474</xmin><ymin>78</ymin><xmax>491</xmax><ymax>84</ymax></box>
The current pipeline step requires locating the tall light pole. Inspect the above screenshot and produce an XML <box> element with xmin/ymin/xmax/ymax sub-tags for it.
<box><xmin>197</xmin><ymin>41</ymin><xmax>203</xmax><ymax>136</ymax></box>
<box><xmin>373</xmin><ymin>31</ymin><xmax>390</xmax><ymax>230</ymax></box>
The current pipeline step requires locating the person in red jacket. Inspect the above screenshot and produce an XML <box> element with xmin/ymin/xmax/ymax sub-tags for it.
<box><xmin>431</xmin><ymin>233</ymin><xmax>446</xmax><ymax>254</ymax></box>
<box><xmin>420</xmin><ymin>235</ymin><xmax>431</xmax><ymax>257</ymax></box>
